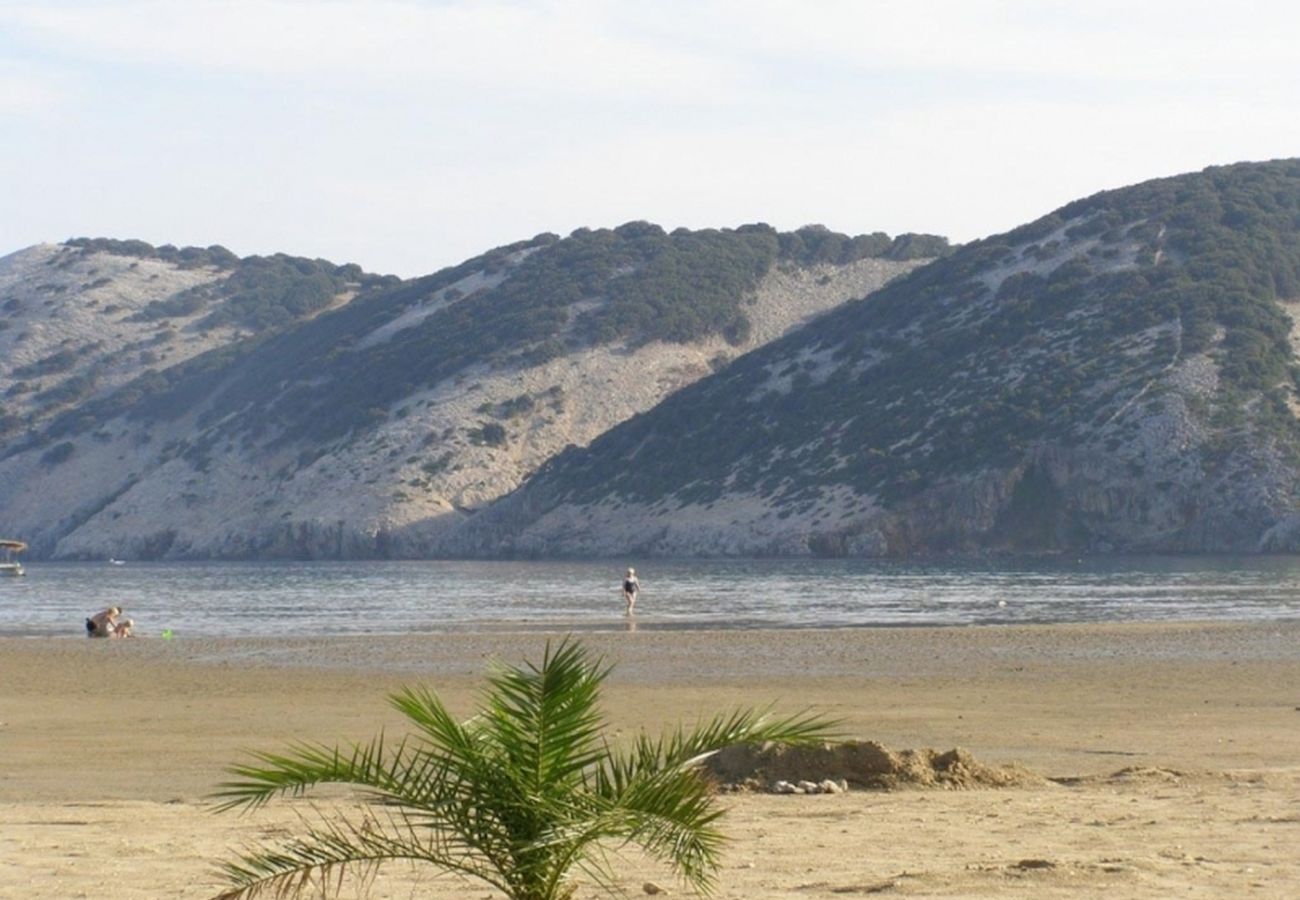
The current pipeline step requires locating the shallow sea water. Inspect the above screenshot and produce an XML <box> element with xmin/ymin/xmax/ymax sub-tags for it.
<box><xmin>2</xmin><ymin>556</ymin><xmax>1299</xmax><ymax>639</ymax></box>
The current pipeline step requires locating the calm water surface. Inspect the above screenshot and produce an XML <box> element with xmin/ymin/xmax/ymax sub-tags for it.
<box><xmin>2</xmin><ymin>556</ymin><xmax>1300</xmax><ymax>638</ymax></box>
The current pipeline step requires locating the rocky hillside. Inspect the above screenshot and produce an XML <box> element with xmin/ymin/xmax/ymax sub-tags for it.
<box><xmin>0</xmin><ymin>224</ymin><xmax>942</xmax><ymax>558</ymax></box>
<box><xmin>0</xmin><ymin>240</ymin><xmax>391</xmax><ymax>441</ymax></box>
<box><xmin>458</xmin><ymin>160</ymin><xmax>1300</xmax><ymax>557</ymax></box>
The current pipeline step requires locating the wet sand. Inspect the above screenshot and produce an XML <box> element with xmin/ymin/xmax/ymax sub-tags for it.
<box><xmin>1</xmin><ymin>621</ymin><xmax>1298</xmax><ymax>897</ymax></box>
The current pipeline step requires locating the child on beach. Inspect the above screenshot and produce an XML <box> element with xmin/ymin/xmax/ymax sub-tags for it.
<box><xmin>85</xmin><ymin>606</ymin><xmax>122</xmax><ymax>638</ymax></box>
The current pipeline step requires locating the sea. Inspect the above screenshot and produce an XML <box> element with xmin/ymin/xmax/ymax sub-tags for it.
<box><xmin>2</xmin><ymin>556</ymin><xmax>1299</xmax><ymax>639</ymax></box>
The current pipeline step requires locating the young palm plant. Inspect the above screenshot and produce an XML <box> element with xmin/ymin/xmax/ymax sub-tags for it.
<box><xmin>210</xmin><ymin>639</ymin><xmax>835</xmax><ymax>900</ymax></box>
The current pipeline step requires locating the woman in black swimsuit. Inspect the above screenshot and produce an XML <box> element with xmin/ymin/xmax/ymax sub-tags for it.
<box><xmin>621</xmin><ymin>567</ymin><xmax>639</xmax><ymax>616</ymax></box>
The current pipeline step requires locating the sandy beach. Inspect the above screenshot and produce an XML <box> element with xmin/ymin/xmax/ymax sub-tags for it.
<box><xmin>2</xmin><ymin>621</ymin><xmax>1298</xmax><ymax>898</ymax></box>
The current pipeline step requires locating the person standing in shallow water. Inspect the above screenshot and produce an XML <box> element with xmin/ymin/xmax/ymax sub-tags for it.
<box><xmin>621</xmin><ymin>568</ymin><xmax>640</xmax><ymax>616</ymax></box>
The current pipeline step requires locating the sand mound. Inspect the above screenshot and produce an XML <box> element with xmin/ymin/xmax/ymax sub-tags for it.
<box><xmin>707</xmin><ymin>741</ymin><xmax>1048</xmax><ymax>791</ymax></box>
<box><xmin>1054</xmin><ymin>766</ymin><xmax>1230</xmax><ymax>787</ymax></box>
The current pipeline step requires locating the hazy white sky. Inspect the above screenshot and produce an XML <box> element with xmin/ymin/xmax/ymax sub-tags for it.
<box><xmin>3</xmin><ymin>0</ymin><xmax>1298</xmax><ymax>276</ymax></box>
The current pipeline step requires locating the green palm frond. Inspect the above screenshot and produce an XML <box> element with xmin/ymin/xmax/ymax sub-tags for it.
<box><xmin>482</xmin><ymin>641</ymin><xmax>611</xmax><ymax>788</ymax></box>
<box><xmin>210</xmin><ymin>637</ymin><xmax>838</xmax><ymax>900</ymax></box>
<box><xmin>214</xmin><ymin>805</ymin><xmax>512</xmax><ymax>899</ymax></box>
<box><xmin>212</xmin><ymin>733</ymin><xmax>412</xmax><ymax>813</ymax></box>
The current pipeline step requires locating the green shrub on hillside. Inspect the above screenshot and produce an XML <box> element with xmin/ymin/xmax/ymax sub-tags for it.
<box><xmin>12</xmin><ymin>348</ymin><xmax>79</xmax><ymax>379</ymax></box>
<box><xmin>469</xmin><ymin>422</ymin><xmax>508</xmax><ymax>447</ymax></box>
<box><xmin>65</xmin><ymin>238</ymin><xmax>240</xmax><ymax>269</ymax></box>
<box><xmin>40</xmin><ymin>440</ymin><xmax>75</xmax><ymax>465</ymax></box>
<box><xmin>132</xmin><ymin>254</ymin><xmax>392</xmax><ymax>332</ymax></box>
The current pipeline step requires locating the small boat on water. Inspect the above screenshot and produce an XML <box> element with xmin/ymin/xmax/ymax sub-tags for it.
<box><xmin>1</xmin><ymin>539</ymin><xmax>27</xmax><ymax>577</ymax></box>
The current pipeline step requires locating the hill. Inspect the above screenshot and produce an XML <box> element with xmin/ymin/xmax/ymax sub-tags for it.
<box><xmin>0</xmin><ymin>224</ymin><xmax>943</xmax><ymax>558</ymax></box>
<box><xmin>456</xmin><ymin>160</ymin><xmax>1300</xmax><ymax>557</ymax></box>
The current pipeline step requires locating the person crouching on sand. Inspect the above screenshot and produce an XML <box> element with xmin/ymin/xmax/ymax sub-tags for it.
<box><xmin>622</xmin><ymin>568</ymin><xmax>639</xmax><ymax>616</ymax></box>
<box><xmin>85</xmin><ymin>606</ymin><xmax>122</xmax><ymax>638</ymax></box>
<box><xmin>113</xmin><ymin>618</ymin><xmax>135</xmax><ymax>638</ymax></box>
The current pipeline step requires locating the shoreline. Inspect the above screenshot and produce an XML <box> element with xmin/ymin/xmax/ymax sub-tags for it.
<box><xmin>3</xmin><ymin>620</ymin><xmax>1298</xmax><ymax>897</ymax></box>
<box><xmin>8</xmin><ymin>611</ymin><xmax>1300</xmax><ymax>639</ymax></box>
<box><xmin>10</xmin><ymin>553</ymin><xmax>1300</xmax><ymax>641</ymax></box>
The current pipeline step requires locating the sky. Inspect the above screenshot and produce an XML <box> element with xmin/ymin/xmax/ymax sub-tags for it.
<box><xmin>2</xmin><ymin>1</ymin><xmax>1299</xmax><ymax>278</ymax></box>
